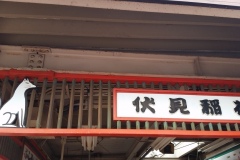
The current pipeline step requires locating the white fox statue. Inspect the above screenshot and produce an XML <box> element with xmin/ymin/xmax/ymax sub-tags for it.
<box><xmin>0</xmin><ymin>79</ymin><xmax>36</xmax><ymax>127</ymax></box>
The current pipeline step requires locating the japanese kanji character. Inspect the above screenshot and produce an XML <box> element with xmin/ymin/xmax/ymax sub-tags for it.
<box><xmin>234</xmin><ymin>100</ymin><xmax>240</xmax><ymax>115</ymax></box>
<box><xmin>132</xmin><ymin>97</ymin><xmax>155</xmax><ymax>113</ymax></box>
<box><xmin>200</xmin><ymin>99</ymin><xmax>222</xmax><ymax>115</ymax></box>
<box><xmin>141</xmin><ymin>97</ymin><xmax>155</xmax><ymax>113</ymax></box>
<box><xmin>201</xmin><ymin>99</ymin><xmax>214</xmax><ymax>115</ymax></box>
<box><xmin>169</xmin><ymin>98</ymin><xmax>190</xmax><ymax>114</ymax></box>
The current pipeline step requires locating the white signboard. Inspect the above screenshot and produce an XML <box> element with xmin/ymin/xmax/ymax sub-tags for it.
<box><xmin>113</xmin><ymin>89</ymin><xmax>240</xmax><ymax>122</ymax></box>
<box><xmin>22</xmin><ymin>145</ymin><xmax>40</xmax><ymax>160</ymax></box>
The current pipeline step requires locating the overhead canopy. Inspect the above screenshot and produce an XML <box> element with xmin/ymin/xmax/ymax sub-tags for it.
<box><xmin>0</xmin><ymin>0</ymin><xmax>240</xmax><ymax>57</ymax></box>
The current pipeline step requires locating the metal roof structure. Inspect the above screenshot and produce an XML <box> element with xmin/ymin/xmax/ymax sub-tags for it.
<box><xmin>0</xmin><ymin>1</ymin><xmax>240</xmax><ymax>160</ymax></box>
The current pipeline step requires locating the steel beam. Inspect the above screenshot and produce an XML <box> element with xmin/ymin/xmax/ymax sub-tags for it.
<box><xmin>1</xmin><ymin>0</ymin><xmax>240</xmax><ymax>19</ymax></box>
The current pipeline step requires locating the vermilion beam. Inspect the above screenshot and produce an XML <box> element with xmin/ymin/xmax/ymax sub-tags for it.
<box><xmin>0</xmin><ymin>69</ymin><xmax>240</xmax><ymax>86</ymax></box>
<box><xmin>1</xmin><ymin>129</ymin><xmax>240</xmax><ymax>138</ymax></box>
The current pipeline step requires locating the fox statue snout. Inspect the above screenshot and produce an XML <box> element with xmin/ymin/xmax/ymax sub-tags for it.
<box><xmin>24</xmin><ymin>81</ymin><xmax>36</xmax><ymax>89</ymax></box>
<box><xmin>0</xmin><ymin>78</ymin><xmax>36</xmax><ymax>128</ymax></box>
